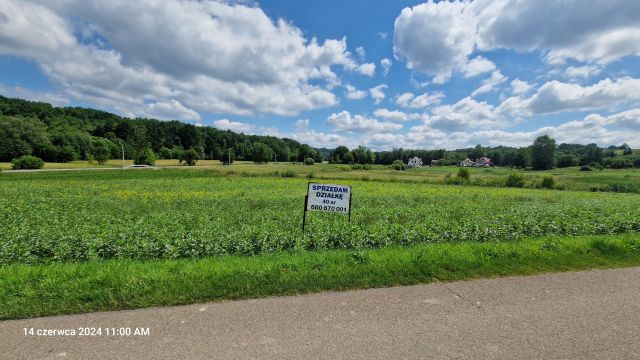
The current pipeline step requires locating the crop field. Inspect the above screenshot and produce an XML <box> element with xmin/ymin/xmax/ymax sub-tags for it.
<box><xmin>1</xmin><ymin>168</ymin><xmax>639</xmax><ymax>265</ymax></box>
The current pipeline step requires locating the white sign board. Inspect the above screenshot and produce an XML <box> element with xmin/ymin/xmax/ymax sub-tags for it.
<box><xmin>306</xmin><ymin>183</ymin><xmax>351</xmax><ymax>214</ymax></box>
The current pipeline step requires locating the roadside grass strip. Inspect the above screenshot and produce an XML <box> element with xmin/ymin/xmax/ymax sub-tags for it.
<box><xmin>1</xmin><ymin>234</ymin><xmax>639</xmax><ymax>320</ymax></box>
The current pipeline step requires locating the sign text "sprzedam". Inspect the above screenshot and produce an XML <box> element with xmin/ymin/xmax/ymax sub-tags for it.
<box><xmin>306</xmin><ymin>183</ymin><xmax>351</xmax><ymax>214</ymax></box>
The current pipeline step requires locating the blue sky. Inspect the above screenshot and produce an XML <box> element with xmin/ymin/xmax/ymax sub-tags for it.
<box><xmin>1</xmin><ymin>0</ymin><xmax>640</xmax><ymax>149</ymax></box>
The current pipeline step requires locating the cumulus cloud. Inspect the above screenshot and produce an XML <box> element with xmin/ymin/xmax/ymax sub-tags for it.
<box><xmin>326</xmin><ymin>110</ymin><xmax>402</xmax><ymax>133</ymax></box>
<box><xmin>393</xmin><ymin>0</ymin><xmax>640</xmax><ymax>82</ymax></box>
<box><xmin>471</xmin><ymin>70</ymin><xmax>507</xmax><ymax>97</ymax></box>
<box><xmin>373</xmin><ymin>108</ymin><xmax>423</xmax><ymax>122</ymax></box>
<box><xmin>427</xmin><ymin>97</ymin><xmax>507</xmax><ymax>131</ymax></box>
<box><xmin>380</xmin><ymin>58</ymin><xmax>392</xmax><ymax>76</ymax></box>
<box><xmin>355</xmin><ymin>46</ymin><xmax>366</xmax><ymax>61</ymax></box>
<box><xmin>463</xmin><ymin>56</ymin><xmax>496</xmax><ymax>77</ymax></box>
<box><xmin>393</xmin><ymin>1</ymin><xmax>477</xmax><ymax>84</ymax></box>
<box><xmin>369</xmin><ymin>84</ymin><xmax>388</xmax><ymax>104</ymax></box>
<box><xmin>355</xmin><ymin>63</ymin><xmax>376</xmax><ymax>76</ymax></box>
<box><xmin>344</xmin><ymin>84</ymin><xmax>368</xmax><ymax>100</ymax></box>
<box><xmin>213</xmin><ymin>119</ymin><xmax>255</xmax><ymax>133</ymax></box>
<box><xmin>564</xmin><ymin>65</ymin><xmax>602</xmax><ymax>79</ymax></box>
<box><xmin>501</xmin><ymin>77</ymin><xmax>640</xmax><ymax>116</ymax></box>
<box><xmin>0</xmin><ymin>0</ymin><xmax>376</xmax><ymax>117</ymax></box>
<box><xmin>510</xmin><ymin>79</ymin><xmax>533</xmax><ymax>95</ymax></box>
<box><xmin>394</xmin><ymin>91</ymin><xmax>444</xmax><ymax>108</ymax></box>
<box><xmin>141</xmin><ymin>100</ymin><xmax>201</xmax><ymax>121</ymax></box>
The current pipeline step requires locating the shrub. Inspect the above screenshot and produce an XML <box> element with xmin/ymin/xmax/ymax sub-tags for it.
<box><xmin>580</xmin><ymin>165</ymin><xmax>592</xmax><ymax>171</ymax></box>
<box><xmin>505</xmin><ymin>173</ymin><xmax>525</xmax><ymax>188</ymax></box>
<box><xmin>363</xmin><ymin>164</ymin><xmax>371</xmax><ymax>170</ymax></box>
<box><xmin>304</xmin><ymin>157</ymin><xmax>315</xmax><ymax>165</ymax></box>
<box><xmin>351</xmin><ymin>164</ymin><xmax>363</xmax><ymax>170</ymax></box>
<box><xmin>457</xmin><ymin>167</ymin><xmax>470</xmax><ymax>181</ymax></box>
<box><xmin>133</xmin><ymin>148</ymin><xmax>156</xmax><ymax>165</ymax></box>
<box><xmin>391</xmin><ymin>160</ymin><xmax>405</xmax><ymax>170</ymax></box>
<box><xmin>307</xmin><ymin>171</ymin><xmax>315</xmax><ymax>179</ymax></box>
<box><xmin>182</xmin><ymin>148</ymin><xmax>201</xmax><ymax>166</ymax></box>
<box><xmin>541</xmin><ymin>176</ymin><xmax>555</xmax><ymax>189</ymax></box>
<box><xmin>281</xmin><ymin>170</ymin><xmax>296</xmax><ymax>178</ymax></box>
<box><xmin>607</xmin><ymin>183</ymin><xmax>639</xmax><ymax>194</ymax></box>
<box><xmin>158</xmin><ymin>147</ymin><xmax>173</xmax><ymax>159</ymax></box>
<box><xmin>11</xmin><ymin>155</ymin><xmax>45</xmax><ymax>170</ymax></box>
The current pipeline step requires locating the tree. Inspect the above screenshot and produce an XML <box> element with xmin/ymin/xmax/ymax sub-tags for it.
<box><xmin>513</xmin><ymin>151</ymin><xmax>529</xmax><ymax>168</ymax></box>
<box><xmin>158</xmin><ymin>147</ymin><xmax>173</xmax><ymax>159</ymax></box>
<box><xmin>251</xmin><ymin>142</ymin><xmax>272</xmax><ymax>163</ymax></box>
<box><xmin>0</xmin><ymin>115</ymin><xmax>50</xmax><ymax>161</ymax></box>
<box><xmin>223</xmin><ymin>148</ymin><xmax>235</xmax><ymax>165</ymax></box>
<box><xmin>621</xmin><ymin>143</ymin><xmax>633</xmax><ymax>155</ymax></box>
<box><xmin>531</xmin><ymin>135</ymin><xmax>556</xmax><ymax>170</ymax></box>
<box><xmin>583</xmin><ymin>143</ymin><xmax>603</xmax><ymax>165</ymax></box>
<box><xmin>557</xmin><ymin>154</ymin><xmax>578</xmax><ymax>168</ymax></box>
<box><xmin>182</xmin><ymin>148</ymin><xmax>201</xmax><ymax>166</ymax></box>
<box><xmin>331</xmin><ymin>146</ymin><xmax>350</xmax><ymax>164</ymax></box>
<box><xmin>91</xmin><ymin>138</ymin><xmax>112</xmax><ymax>164</ymax></box>
<box><xmin>468</xmin><ymin>144</ymin><xmax>484</xmax><ymax>160</ymax></box>
<box><xmin>134</xmin><ymin>148</ymin><xmax>156</xmax><ymax>165</ymax></box>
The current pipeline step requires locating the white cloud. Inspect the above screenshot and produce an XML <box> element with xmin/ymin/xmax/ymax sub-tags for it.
<box><xmin>501</xmin><ymin>77</ymin><xmax>640</xmax><ymax>116</ymax></box>
<box><xmin>380</xmin><ymin>58</ymin><xmax>392</xmax><ymax>76</ymax></box>
<box><xmin>0</xmin><ymin>0</ymin><xmax>369</xmax><ymax>117</ymax></box>
<box><xmin>564</xmin><ymin>65</ymin><xmax>602</xmax><ymax>79</ymax></box>
<box><xmin>327</xmin><ymin>110</ymin><xmax>402</xmax><ymax>133</ymax></box>
<box><xmin>510</xmin><ymin>78</ymin><xmax>532</xmax><ymax>95</ymax></box>
<box><xmin>344</xmin><ymin>84</ymin><xmax>368</xmax><ymax>100</ymax></box>
<box><xmin>355</xmin><ymin>46</ymin><xmax>365</xmax><ymax>61</ymax></box>
<box><xmin>394</xmin><ymin>91</ymin><xmax>444</xmax><ymax>108</ymax></box>
<box><xmin>213</xmin><ymin>119</ymin><xmax>255</xmax><ymax>133</ymax></box>
<box><xmin>0</xmin><ymin>84</ymin><xmax>69</xmax><ymax>106</ymax></box>
<box><xmin>378</xmin><ymin>32</ymin><xmax>388</xmax><ymax>40</ymax></box>
<box><xmin>355</xmin><ymin>63</ymin><xmax>376</xmax><ymax>76</ymax></box>
<box><xmin>369</xmin><ymin>84</ymin><xmax>388</xmax><ymax>104</ymax></box>
<box><xmin>471</xmin><ymin>70</ymin><xmax>507</xmax><ymax>97</ymax></box>
<box><xmin>427</xmin><ymin>97</ymin><xmax>507</xmax><ymax>131</ymax></box>
<box><xmin>393</xmin><ymin>0</ymin><xmax>640</xmax><ymax>82</ymax></box>
<box><xmin>373</xmin><ymin>108</ymin><xmax>423</xmax><ymax>122</ymax></box>
<box><xmin>393</xmin><ymin>1</ymin><xmax>477</xmax><ymax>84</ymax></box>
<box><xmin>463</xmin><ymin>56</ymin><xmax>496</xmax><ymax>77</ymax></box>
<box><xmin>295</xmin><ymin>119</ymin><xmax>310</xmax><ymax>131</ymax></box>
<box><xmin>141</xmin><ymin>100</ymin><xmax>201</xmax><ymax>121</ymax></box>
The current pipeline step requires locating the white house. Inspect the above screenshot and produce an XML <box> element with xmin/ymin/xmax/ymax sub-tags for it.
<box><xmin>407</xmin><ymin>157</ymin><xmax>423</xmax><ymax>168</ymax></box>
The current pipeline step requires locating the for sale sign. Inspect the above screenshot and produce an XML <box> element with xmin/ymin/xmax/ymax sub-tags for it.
<box><xmin>306</xmin><ymin>183</ymin><xmax>351</xmax><ymax>214</ymax></box>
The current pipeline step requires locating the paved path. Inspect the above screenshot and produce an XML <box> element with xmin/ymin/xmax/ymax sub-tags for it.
<box><xmin>2</xmin><ymin>267</ymin><xmax>639</xmax><ymax>359</ymax></box>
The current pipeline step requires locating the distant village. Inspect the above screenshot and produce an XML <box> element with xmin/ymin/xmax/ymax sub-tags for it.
<box><xmin>407</xmin><ymin>156</ymin><xmax>493</xmax><ymax>168</ymax></box>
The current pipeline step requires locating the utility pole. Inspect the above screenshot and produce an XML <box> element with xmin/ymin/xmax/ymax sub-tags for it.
<box><xmin>121</xmin><ymin>143</ymin><xmax>125</xmax><ymax>169</ymax></box>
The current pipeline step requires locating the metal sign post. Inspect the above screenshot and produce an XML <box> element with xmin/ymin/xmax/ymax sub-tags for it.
<box><xmin>301</xmin><ymin>182</ymin><xmax>352</xmax><ymax>238</ymax></box>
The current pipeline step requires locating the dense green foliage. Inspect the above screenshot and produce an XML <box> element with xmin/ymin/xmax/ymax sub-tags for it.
<box><xmin>1</xmin><ymin>170</ymin><xmax>638</xmax><ymax>265</ymax></box>
<box><xmin>133</xmin><ymin>148</ymin><xmax>156</xmax><ymax>165</ymax></box>
<box><xmin>0</xmin><ymin>96</ymin><xmax>321</xmax><ymax>164</ymax></box>
<box><xmin>10</xmin><ymin>155</ymin><xmax>44</xmax><ymax>170</ymax></box>
<box><xmin>531</xmin><ymin>135</ymin><xmax>556</xmax><ymax>170</ymax></box>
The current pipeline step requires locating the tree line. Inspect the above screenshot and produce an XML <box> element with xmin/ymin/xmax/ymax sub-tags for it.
<box><xmin>0</xmin><ymin>96</ymin><xmax>637</xmax><ymax>169</ymax></box>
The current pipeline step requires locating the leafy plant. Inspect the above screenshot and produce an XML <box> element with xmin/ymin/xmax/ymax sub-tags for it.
<box><xmin>11</xmin><ymin>155</ymin><xmax>44</xmax><ymax>170</ymax></box>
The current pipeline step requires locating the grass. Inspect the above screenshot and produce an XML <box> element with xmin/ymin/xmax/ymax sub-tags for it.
<box><xmin>1</xmin><ymin>233</ymin><xmax>639</xmax><ymax>320</ymax></box>
<box><xmin>2</xmin><ymin>160</ymin><xmax>639</xmax><ymax>192</ymax></box>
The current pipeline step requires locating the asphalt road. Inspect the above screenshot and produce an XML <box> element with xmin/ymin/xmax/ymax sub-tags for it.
<box><xmin>2</xmin><ymin>267</ymin><xmax>639</xmax><ymax>359</ymax></box>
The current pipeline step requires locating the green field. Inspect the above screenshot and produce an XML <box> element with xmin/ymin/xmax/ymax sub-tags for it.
<box><xmin>2</xmin><ymin>160</ymin><xmax>640</xmax><ymax>192</ymax></box>
<box><xmin>1</xmin><ymin>168</ymin><xmax>639</xmax><ymax>264</ymax></box>
<box><xmin>1</xmin><ymin>165</ymin><xmax>639</xmax><ymax>319</ymax></box>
